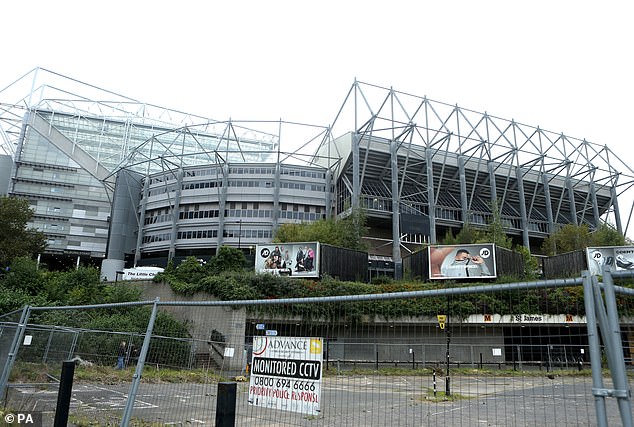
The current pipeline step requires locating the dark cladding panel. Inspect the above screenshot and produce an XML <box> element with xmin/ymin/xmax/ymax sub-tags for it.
<box><xmin>400</xmin><ymin>213</ymin><xmax>430</xmax><ymax>235</ymax></box>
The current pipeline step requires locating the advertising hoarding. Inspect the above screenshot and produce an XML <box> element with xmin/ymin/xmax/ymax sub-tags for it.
<box><xmin>255</xmin><ymin>243</ymin><xmax>320</xmax><ymax>278</ymax></box>
<box><xmin>248</xmin><ymin>336</ymin><xmax>323</xmax><ymax>415</ymax></box>
<box><xmin>586</xmin><ymin>246</ymin><xmax>634</xmax><ymax>275</ymax></box>
<box><xmin>428</xmin><ymin>243</ymin><xmax>497</xmax><ymax>280</ymax></box>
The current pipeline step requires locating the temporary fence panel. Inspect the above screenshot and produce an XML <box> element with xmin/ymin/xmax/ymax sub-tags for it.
<box><xmin>1</xmin><ymin>273</ymin><xmax>633</xmax><ymax>426</ymax></box>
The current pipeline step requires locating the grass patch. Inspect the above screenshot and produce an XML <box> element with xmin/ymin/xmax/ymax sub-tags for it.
<box><xmin>324</xmin><ymin>366</ymin><xmax>437</xmax><ymax>377</ymax></box>
<box><xmin>69</xmin><ymin>411</ymin><xmax>172</xmax><ymax>426</ymax></box>
<box><xmin>9</xmin><ymin>361</ymin><xmax>229</xmax><ymax>385</ymax></box>
<box><xmin>420</xmin><ymin>388</ymin><xmax>469</xmax><ymax>403</ymax></box>
<box><xmin>323</xmin><ymin>365</ymin><xmax>598</xmax><ymax>378</ymax></box>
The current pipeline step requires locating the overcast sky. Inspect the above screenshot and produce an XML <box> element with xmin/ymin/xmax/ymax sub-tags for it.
<box><xmin>3</xmin><ymin>0</ymin><xmax>634</xmax><ymax>231</ymax></box>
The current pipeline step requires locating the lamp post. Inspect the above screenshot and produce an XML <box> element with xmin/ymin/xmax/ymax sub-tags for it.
<box><xmin>238</xmin><ymin>220</ymin><xmax>242</xmax><ymax>249</ymax></box>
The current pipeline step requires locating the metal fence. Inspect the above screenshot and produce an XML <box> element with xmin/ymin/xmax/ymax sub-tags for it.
<box><xmin>1</xmin><ymin>270</ymin><xmax>633</xmax><ymax>426</ymax></box>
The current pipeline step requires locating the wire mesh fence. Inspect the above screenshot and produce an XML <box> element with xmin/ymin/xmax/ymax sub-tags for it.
<box><xmin>1</xmin><ymin>272</ymin><xmax>633</xmax><ymax>426</ymax></box>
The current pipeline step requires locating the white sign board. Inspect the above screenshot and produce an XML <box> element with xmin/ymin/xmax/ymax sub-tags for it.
<box><xmin>120</xmin><ymin>267</ymin><xmax>164</xmax><ymax>280</ymax></box>
<box><xmin>248</xmin><ymin>336</ymin><xmax>323</xmax><ymax>415</ymax></box>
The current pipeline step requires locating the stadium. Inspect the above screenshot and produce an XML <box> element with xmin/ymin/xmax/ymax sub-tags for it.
<box><xmin>1</xmin><ymin>68</ymin><xmax>633</xmax><ymax>279</ymax></box>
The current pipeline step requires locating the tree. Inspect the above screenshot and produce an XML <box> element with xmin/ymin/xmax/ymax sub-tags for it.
<box><xmin>478</xmin><ymin>201</ymin><xmax>513</xmax><ymax>249</ymax></box>
<box><xmin>541</xmin><ymin>223</ymin><xmax>592</xmax><ymax>255</ymax></box>
<box><xmin>441</xmin><ymin>221</ymin><xmax>483</xmax><ymax>245</ymax></box>
<box><xmin>0</xmin><ymin>196</ymin><xmax>47</xmax><ymax>266</ymax></box>
<box><xmin>273</xmin><ymin>208</ymin><xmax>368</xmax><ymax>251</ymax></box>
<box><xmin>207</xmin><ymin>246</ymin><xmax>247</xmax><ymax>274</ymax></box>
<box><xmin>590</xmin><ymin>223</ymin><xmax>626</xmax><ymax>247</ymax></box>
<box><xmin>455</xmin><ymin>222</ymin><xmax>483</xmax><ymax>245</ymax></box>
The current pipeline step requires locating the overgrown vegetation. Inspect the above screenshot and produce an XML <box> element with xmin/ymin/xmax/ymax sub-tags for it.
<box><xmin>8</xmin><ymin>361</ymin><xmax>227</xmax><ymax>385</ymax></box>
<box><xmin>0</xmin><ymin>257</ymin><xmax>192</xmax><ymax>367</ymax></box>
<box><xmin>0</xmin><ymin>196</ymin><xmax>47</xmax><ymax>267</ymax></box>
<box><xmin>155</xmin><ymin>254</ymin><xmax>604</xmax><ymax>319</ymax></box>
<box><xmin>541</xmin><ymin>223</ymin><xmax>627</xmax><ymax>256</ymax></box>
<box><xmin>273</xmin><ymin>208</ymin><xmax>368</xmax><ymax>251</ymax></box>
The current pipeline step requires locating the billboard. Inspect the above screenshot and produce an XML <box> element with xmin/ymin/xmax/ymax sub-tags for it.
<box><xmin>248</xmin><ymin>336</ymin><xmax>323</xmax><ymax>415</ymax></box>
<box><xmin>255</xmin><ymin>243</ymin><xmax>320</xmax><ymax>278</ymax></box>
<box><xmin>428</xmin><ymin>243</ymin><xmax>497</xmax><ymax>280</ymax></box>
<box><xmin>586</xmin><ymin>246</ymin><xmax>634</xmax><ymax>275</ymax></box>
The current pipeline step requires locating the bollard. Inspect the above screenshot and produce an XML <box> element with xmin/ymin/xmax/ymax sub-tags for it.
<box><xmin>445</xmin><ymin>375</ymin><xmax>451</xmax><ymax>397</ymax></box>
<box><xmin>433</xmin><ymin>371</ymin><xmax>437</xmax><ymax>397</ymax></box>
<box><xmin>215</xmin><ymin>382</ymin><xmax>237</xmax><ymax>427</ymax></box>
<box><xmin>53</xmin><ymin>360</ymin><xmax>75</xmax><ymax>427</ymax></box>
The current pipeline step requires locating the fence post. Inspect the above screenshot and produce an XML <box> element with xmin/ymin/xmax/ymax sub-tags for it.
<box><xmin>68</xmin><ymin>330</ymin><xmax>79</xmax><ymax>360</ymax></box>
<box><xmin>582</xmin><ymin>271</ymin><xmax>608</xmax><ymax>427</ymax></box>
<box><xmin>0</xmin><ymin>305</ymin><xmax>31</xmax><ymax>403</ymax></box>
<box><xmin>120</xmin><ymin>298</ymin><xmax>160</xmax><ymax>427</ymax></box>
<box><xmin>599</xmin><ymin>270</ymin><xmax>633</xmax><ymax>427</ymax></box>
<box><xmin>373</xmin><ymin>341</ymin><xmax>378</xmax><ymax>370</ymax></box>
<box><xmin>215</xmin><ymin>382</ymin><xmax>237</xmax><ymax>427</ymax></box>
<box><xmin>53</xmin><ymin>360</ymin><xmax>75</xmax><ymax>427</ymax></box>
<box><xmin>445</xmin><ymin>330</ymin><xmax>451</xmax><ymax>396</ymax></box>
<box><xmin>43</xmin><ymin>329</ymin><xmax>54</xmax><ymax>363</ymax></box>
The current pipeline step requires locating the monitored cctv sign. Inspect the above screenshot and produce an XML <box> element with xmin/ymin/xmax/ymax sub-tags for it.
<box><xmin>248</xmin><ymin>336</ymin><xmax>323</xmax><ymax>415</ymax></box>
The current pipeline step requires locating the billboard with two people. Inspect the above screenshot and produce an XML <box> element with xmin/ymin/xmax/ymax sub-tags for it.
<box><xmin>429</xmin><ymin>243</ymin><xmax>497</xmax><ymax>280</ymax></box>
<box><xmin>255</xmin><ymin>243</ymin><xmax>320</xmax><ymax>278</ymax></box>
